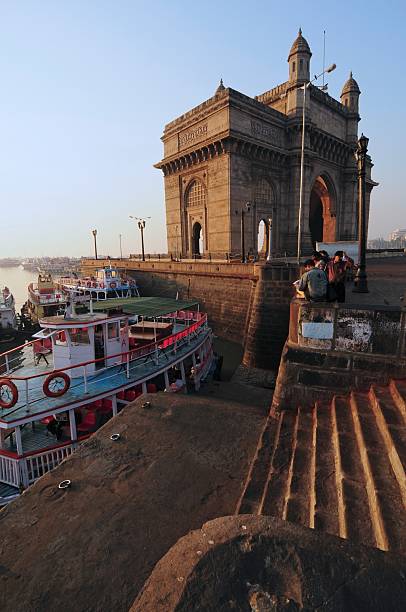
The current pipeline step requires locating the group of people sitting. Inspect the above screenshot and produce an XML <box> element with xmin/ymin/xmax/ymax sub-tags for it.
<box><xmin>297</xmin><ymin>250</ymin><xmax>354</xmax><ymax>303</ymax></box>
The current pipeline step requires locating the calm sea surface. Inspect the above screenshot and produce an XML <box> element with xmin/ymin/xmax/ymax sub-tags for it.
<box><xmin>0</xmin><ymin>266</ymin><xmax>38</xmax><ymax>311</ymax></box>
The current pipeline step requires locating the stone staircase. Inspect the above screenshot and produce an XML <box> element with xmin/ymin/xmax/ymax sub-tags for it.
<box><xmin>236</xmin><ymin>378</ymin><xmax>406</xmax><ymax>552</ymax></box>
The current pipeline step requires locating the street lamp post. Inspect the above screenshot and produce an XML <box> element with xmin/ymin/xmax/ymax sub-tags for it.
<box><xmin>353</xmin><ymin>133</ymin><xmax>369</xmax><ymax>293</ymax></box>
<box><xmin>297</xmin><ymin>63</ymin><xmax>336</xmax><ymax>263</ymax></box>
<box><xmin>240</xmin><ymin>202</ymin><xmax>251</xmax><ymax>263</ymax></box>
<box><xmin>129</xmin><ymin>216</ymin><xmax>151</xmax><ymax>262</ymax></box>
<box><xmin>138</xmin><ymin>220</ymin><xmax>145</xmax><ymax>261</ymax></box>
<box><xmin>119</xmin><ymin>234</ymin><xmax>123</xmax><ymax>259</ymax></box>
<box><xmin>92</xmin><ymin>229</ymin><xmax>98</xmax><ymax>260</ymax></box>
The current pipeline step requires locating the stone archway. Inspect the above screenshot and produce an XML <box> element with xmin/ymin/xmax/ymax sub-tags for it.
<box><xmin>309</xmin><ymin>176</ymin><xmax>336</xmax><ymax>250</ymax></box>
<box><xmin>192</xmin><ymin>222</ymin><xmax>203</xmax><ymax>256</ymax></box>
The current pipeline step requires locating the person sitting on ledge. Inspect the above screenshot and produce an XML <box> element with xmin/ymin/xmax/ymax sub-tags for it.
<box><xmin>298</xmin><ymin>259</ymin><xmax>328</xmax><ymax>302</ymax></box>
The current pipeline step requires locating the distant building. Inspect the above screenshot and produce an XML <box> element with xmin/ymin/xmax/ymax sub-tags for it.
<box><xmin>389</xmin><ymin>229</ymin><xmax>406</xmax><ymax>242</ymax></box>
<box><xmin>155</xmin><ymin>30</ymin><xmax>378</xmax><ymax>257</ymax></box>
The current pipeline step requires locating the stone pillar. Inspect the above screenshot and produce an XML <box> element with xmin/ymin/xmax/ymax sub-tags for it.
<box><xmin>242</xmin><ymin>263</ymin><xmax>298</xmax><ymax>370</ymax></box>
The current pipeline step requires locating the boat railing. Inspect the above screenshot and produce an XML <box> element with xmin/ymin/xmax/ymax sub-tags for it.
<box><xmin>0</xmin><ymin>453</ymin><xmax>20</xmax><ymax>487</ymax></box>
<box><xmin>28</xmin><ymin>283</ymin><xmax>66</xmax><ymax>305</ymax></box>
<box><xmin>0</xmin><ymin>339</ymin><xmax>40</xmax><ymax>376</ymax></box>
<box><xmin>0</xmin><ymin>436</ymin><xmax>91</xmax><ymax>488</ymax></box>
<box><xmin>0</xmin><ymin>315</ymin><xmax>208</xmax><ymax>412</ymax></box>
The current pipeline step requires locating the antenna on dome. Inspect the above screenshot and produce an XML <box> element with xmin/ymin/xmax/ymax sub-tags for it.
<box><xmin>322</xmin><ymin>30</ymin><xmax>326</xmax><ymax>88</ymax></box>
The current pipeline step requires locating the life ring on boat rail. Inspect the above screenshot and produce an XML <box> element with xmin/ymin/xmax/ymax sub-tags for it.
<box><xmin>110</xmin><ymin>282</ymin><xmax>117</xmax><ymax>289</ymax></box>
<box><xmin>0</xmin><ymin>379</ymin><xmax>18</xmax><ymax>409</ymax></box>
<box><xmin>43</xmin><ymin>372</ymin><xmax>71</xmax><ymax>398</ymax></box>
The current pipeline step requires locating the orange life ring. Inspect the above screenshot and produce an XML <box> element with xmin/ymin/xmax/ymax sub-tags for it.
<box><xmin>43</xmin><ymin>372</ymin><xmax>71</xmax><ymax>398</ymax></box>
<box><xmin>110</xmin><ymin>282</ymin><xmax>117</xmax><ymax>289</ymax></box>
<box><xmin>0</xmin><ymin>379</ymin><xmax>18</xmax><ymax>409</ymax></box>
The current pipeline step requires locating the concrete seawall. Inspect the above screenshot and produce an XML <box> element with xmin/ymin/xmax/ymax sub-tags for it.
<box><xmin>81</xmin><ymin>258</ymin><xmax>298</xmax><ymax>370</ymax></box>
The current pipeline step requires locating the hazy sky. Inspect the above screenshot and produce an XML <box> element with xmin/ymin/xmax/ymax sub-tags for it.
<box><xmin>1</xmin><ymin>0</ymin><xmax>404</xmax><ymax>257</ymax></box>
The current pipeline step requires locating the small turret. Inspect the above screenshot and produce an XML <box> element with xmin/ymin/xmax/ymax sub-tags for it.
<box><xmin>340</xmin><ymin>72</ymin><xmax>360</xmax><ymax>113</ymax></box>
<box><xmin>215</xmin><ymin>78</ymin><xmax>225</xmax><ymax>95</ymax></box>
<box><xmin>288</xmin><ymin>28</ymin><xmax>312</xmax><ymax>84</ymax></box>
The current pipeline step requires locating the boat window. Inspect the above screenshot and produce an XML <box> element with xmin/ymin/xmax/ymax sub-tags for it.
<box><xmin>111</xmin><ymin>270</ymin><xmax>117</xmax><ymax>278</ymax></box>
<box><xmin>70</xmin><ymin>328</ymin><xmax>90</xmax><ymax>345</ymax></box>
<box><xmin>107</xmin><ymin>322</ymin><xmax>119</xmax><ymax>339</ymax></box>
<box><xmin>55</xmin><ymin>330</ymin><xmax>67</xmax><ymax>346</ymax></box>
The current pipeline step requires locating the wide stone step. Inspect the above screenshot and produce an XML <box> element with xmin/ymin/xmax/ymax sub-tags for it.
<box><xmin>390</xmin><ymin>379</ymin><xmax>406</xmax><ymax>425</ymax></box>
<box><xmin>260</xmin><ymin>410</ymin><xmax>299</xmax><ymax>518</ymax></box>
<box><xmin>314</xmin><ymin>400</ymin><xmax>341</xmax><ymax>537</ymax></box>
<box><xmin>284</xmin><ymin>406</ymin><xmax>315</xmax><ymax>527</ymax></box>
<box><xmin>236</xmin><ymin>415</ymin><xmax>280</xmax><ymax>515</ymax></box>
<box><xmin>333</xmin><ymin>396</ymin><xmax>377</xmax><ymax>548</ymax></box>
<box><xmin>350</xmin><ymin>391</ymin><xmax>406</xmax><ymax>551</ymax></box>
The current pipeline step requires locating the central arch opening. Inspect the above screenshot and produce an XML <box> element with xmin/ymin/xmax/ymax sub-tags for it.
<box><xmin>192</xmin><ymin>222</ymin><xmax>203</xmax><ymax>256</ymax></box>
<box><xmin>309</xmin><ymin>176</ymin><xmax>336</xmax><ymax>250</ymax></box>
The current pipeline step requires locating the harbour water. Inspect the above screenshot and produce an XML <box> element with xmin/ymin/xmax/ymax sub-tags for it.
<box><xmin>0</xmin><ymin>265</ymin><xmax>38</xmax><ymax>311</ymax></box>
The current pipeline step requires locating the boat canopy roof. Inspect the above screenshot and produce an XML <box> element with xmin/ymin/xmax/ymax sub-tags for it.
<box><xmin>92</xmin><ymin>296</ymin><xmax>198</xmax><ymax>318</ymax></box>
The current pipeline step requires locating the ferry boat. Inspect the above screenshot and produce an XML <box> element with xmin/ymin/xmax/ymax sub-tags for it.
<box><xmin>0</xmin><ymin>292</ymin><xmax>213</xmax><ymax>504</ymax></box>
<box><xmin>57</xmin><ymin>266</ymin><xmax>139</xmax><ymax>301</ymax></box>
<box><xmin>26</xmin><ymin>273</ymin><xmax>67</xmax><ymax>324</ymax></box>
<box><xmin>0</xmin><ymin>288</ymin><xmax>18</xmax><ymax>341</ymax></box>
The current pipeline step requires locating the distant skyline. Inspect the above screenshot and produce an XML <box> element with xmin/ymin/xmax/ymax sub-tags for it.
<box><xmin>1</xmin><ymin>1</ymin><xmax>405</xmax><ymax>257</ymax></box>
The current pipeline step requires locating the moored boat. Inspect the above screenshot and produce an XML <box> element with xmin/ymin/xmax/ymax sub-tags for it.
<box><xmin>0</xmin><ymin>288</ymin><xmax>18</xmax><ymax>342</ymax></box>
<box><xmin>57</xmin><ymin>266</ymin><xmax>139</xmax><ymax>301</ymax></box>
<box><xmin>26</xmin><ymin>272</ymin><xmax>67</xmax><ymax>324</ymax></box>
<box><xmin>0</xmin><ymin>292</ymin><xmax>213</xmax><ymax>503</ymax></box>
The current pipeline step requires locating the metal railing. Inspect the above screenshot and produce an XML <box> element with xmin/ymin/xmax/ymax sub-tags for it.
<box><xmin>26</xmin><ymin>444</ymin><xmax>73</xmax><ymax>483</ymax></box>
<box><xmin>0</xmin><ymin>454</ymin><xmax>20</xmax><ymax>487</ymax></box>
<box><xmin>0</xmin><ymin>314</ymin><xmax>208</xmax><ymax>412</ymax></box>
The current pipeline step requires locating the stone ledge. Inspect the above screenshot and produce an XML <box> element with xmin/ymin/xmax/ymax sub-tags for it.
<box><xmin>131</xmin><ymin>514</ymin><xmax>406</xmax><ymax>611</ymax></box>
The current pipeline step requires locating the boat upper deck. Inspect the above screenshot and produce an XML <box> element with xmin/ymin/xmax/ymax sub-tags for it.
<box><xmin>0</xmin><ymin>314</ymin><xmax>211</xmax><ymax>426</ymax></box>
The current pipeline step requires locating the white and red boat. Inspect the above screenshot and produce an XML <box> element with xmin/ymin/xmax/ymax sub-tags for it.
<box><xmin>57</xmin><ymin>266</ymin><xmax>139</xmax><ymax>301</ymax></box>
<box><xmin>26</xmin><ymin>273</ymin><xmax>67</xmax><ymax>323</ymax></box>
<box><xmin>0</xmin><ymin>293</ymin><xmax>213</xmax><ymax>504</ymax></box>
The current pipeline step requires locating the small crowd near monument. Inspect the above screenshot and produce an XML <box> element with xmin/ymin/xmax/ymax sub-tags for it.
<box><xmin>296</xmin><ymin>250</ymin><xmax>354</xmax><ymax>303</ymax></box>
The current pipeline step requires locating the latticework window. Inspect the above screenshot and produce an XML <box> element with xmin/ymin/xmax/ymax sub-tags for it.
<box><xmin>186</xmin><ymin>180</ymin><xmax>206</xmax><ymax>208</ymax></box>
<box><xmin>254</xmin><ymin>178</ymin><xmax>273</xmax><ymax>207</ymax></box>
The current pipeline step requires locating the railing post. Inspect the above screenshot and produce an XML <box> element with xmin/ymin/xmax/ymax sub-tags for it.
<box><xmin>25</xmin><ymin>379</ymin><xmax>29</xmax><ymax>408</ymax></box>
<box><xmin>142</xmin><ymin>382</ymin><xmax>147</xmax><ymax>395</ymax></box>
<box><xmin>69</xmin><ymin>409</ymin><xmax>77</xmax><ymax>446</ymax></box>
<box><xmin>180</xmin><ymin>361</ymin><xmax>187</xmax><ymax>394</ymax></box>
<box><xmin>5</xmin><ymin>354</ymin><xmax>9</xmax><ymax>374</ymax></box>
<box><xmin>112</xmin><ymin>395</ymin><xmax>118</xmax><ymax>417</ymax></box>
<box><xmin>126</xmin><ymin>353</ymin><xmax>130</xmax><ymax>378</ymax></box>
<box><xmin>83</xmin><ymin>366</ymin><xmax>88</xmax><ymax>393</ymax></box>
<box><xmin>164</xmin><ymin>370</ymin><xmax>170</xmax><ymax>391</ymax></box>
<box><xmin>19</xmin><ymin>458</ymin><xmax>29</xmax><ymax>488</ymax></box>
<box><xmin>155</xmin><ymin>343</ymin><xmax>159</xmax><ymax>365</ymax></box>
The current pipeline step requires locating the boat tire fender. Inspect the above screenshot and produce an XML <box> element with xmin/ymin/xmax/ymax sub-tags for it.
<box><xmin>43</xmin><ymin>372</ymin><xmax>71</xmax><ymax>398</ymax></box>
<box><xmin>0</xmin><ymin>379</ymin><xmax>18</xmax><ymax>408</ymax></box>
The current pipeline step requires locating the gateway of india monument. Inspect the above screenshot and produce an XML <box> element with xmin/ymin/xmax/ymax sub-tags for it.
<box><xmin>155</xmin><ymin>30</ymin><xmax>376</xmax><ymax>258</ymax></box>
